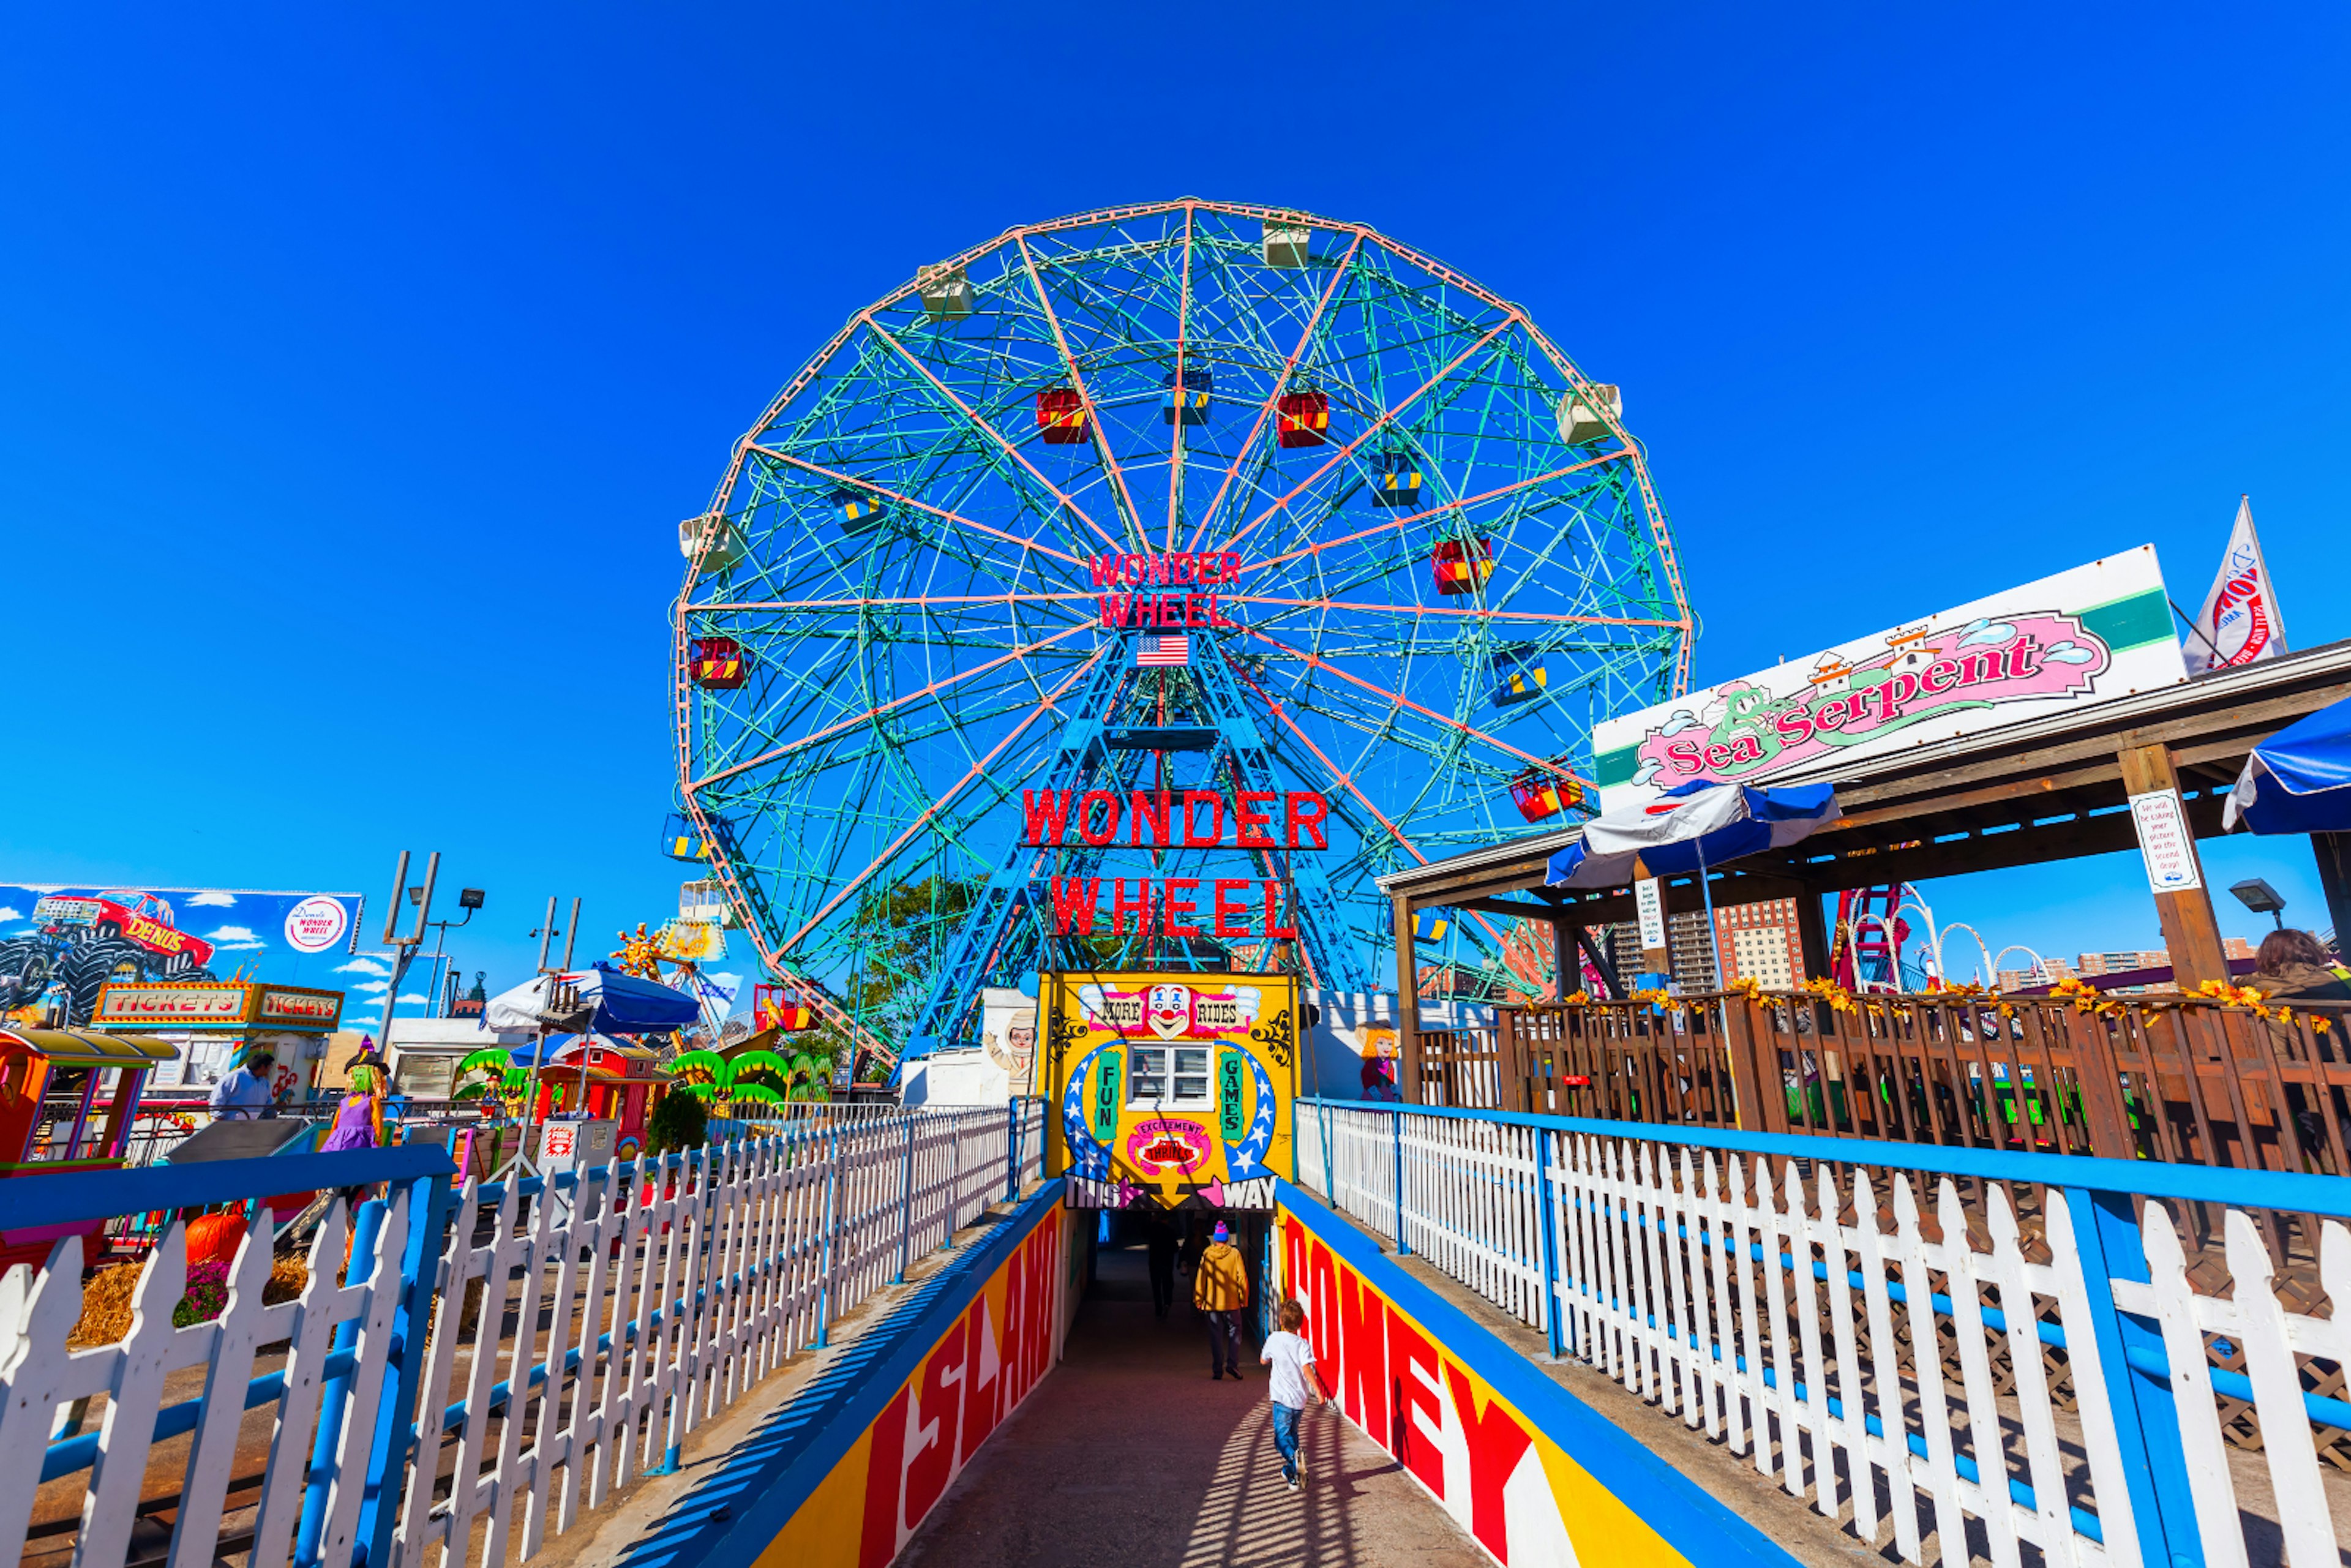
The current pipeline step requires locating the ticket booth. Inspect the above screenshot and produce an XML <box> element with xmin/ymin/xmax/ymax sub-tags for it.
<box><xmin>1039</xmin><ymin>972</ymin><xmax>1299</xmax><ymax>1213</ymax></box>
<box><xmin>91</xmin><ymin>981</ymin><xmax>346</xmax><ymax>1103</ymax></box>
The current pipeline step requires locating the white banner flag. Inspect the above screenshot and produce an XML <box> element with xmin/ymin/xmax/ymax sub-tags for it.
<box><xmin>2183</xmin><ymin>495</ymin><xmax>2287</xmax><ymax>674</ymax></box>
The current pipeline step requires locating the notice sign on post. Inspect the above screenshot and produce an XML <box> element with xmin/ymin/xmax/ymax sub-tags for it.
<box><xmin>2129</xmin><ymin>788</ymin><xmax>2203</xmax><ymax>893</ymax></box>
<box><xmin>1633</xmin><ymin>877</ymin><xmax>1667</xmax><ymax>953</ymax></box>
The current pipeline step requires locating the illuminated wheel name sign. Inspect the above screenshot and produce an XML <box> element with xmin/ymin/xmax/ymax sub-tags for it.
<box><xmin>1090</xmin><ymin>552</ymin><xmax>1242</xmax><ymax>629</ymax></box>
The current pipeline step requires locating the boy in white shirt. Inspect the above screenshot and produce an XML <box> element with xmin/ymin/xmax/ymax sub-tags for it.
<box><xmin>1260</xmin><ymin>1299</ymin><xmax>1323</xmax><ymax>1490</ymax></box>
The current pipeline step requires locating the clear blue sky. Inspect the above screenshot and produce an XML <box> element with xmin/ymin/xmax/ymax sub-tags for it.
<box><xmin>2</xmin><ymin>4</ymin><xmax>2344</xmax><ymax>1025</ymax></box>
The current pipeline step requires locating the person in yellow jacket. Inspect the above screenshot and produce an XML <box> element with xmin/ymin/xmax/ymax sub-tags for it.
<box><xmin>1194</xmin><ymin>1219</ymin><xmax>1250</xmax><ymax>1379</ymax></box>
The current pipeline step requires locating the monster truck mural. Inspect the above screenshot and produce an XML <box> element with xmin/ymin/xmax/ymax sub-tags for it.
<box><xmin>0</xmin><ymin>888</ymin><xmax>362</xmax><ymax>1034</ymax></box>
<box><xmin>0</xmin><ymin>890</ymin><xmax>220</xmax><ymax>1022</ymax></box>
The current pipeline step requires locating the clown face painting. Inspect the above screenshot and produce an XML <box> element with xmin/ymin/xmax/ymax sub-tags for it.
<box><xmin>1145</xmin><ymin>983</ymin><xmax>1193</xmax><ymax>1040</ymax></box>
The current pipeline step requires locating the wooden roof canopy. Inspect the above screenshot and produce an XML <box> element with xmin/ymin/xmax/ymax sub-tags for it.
<box><xmin>1380</xmin><ymin>637</ymin><xmax>2351</xmax><ymax>971</ymax></box>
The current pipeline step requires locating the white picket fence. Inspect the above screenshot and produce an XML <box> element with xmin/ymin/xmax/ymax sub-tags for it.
<box><xmin>1295</xmin><ymin>1100</ymin><xmax>2351</xmax><ymax>1568</ymax></box>
<box><xmin>0</xmin><ymin>1100</ymin><xmax>1045</xmax><ymax>1568</ymax></box>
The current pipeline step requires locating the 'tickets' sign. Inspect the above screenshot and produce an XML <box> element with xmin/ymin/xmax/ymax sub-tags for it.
<box><xmin>1593</xmin><ymin>548</ymin><xmax>2186</xmax><ymax>809</ymax></box>
<box><xmin>258</xmin><ymin>987</ymin><xmax>344</xmax><ymax>1027</ymax></box>
<box><xmin>96</xmin><ymin>984</ymin><xmax>253</xmax><ymax>1026</ymax></box>
<box><xmin>94</xmin><ymin>981</ymin><xmax>347</xmax><ymax>1030</ymax></box>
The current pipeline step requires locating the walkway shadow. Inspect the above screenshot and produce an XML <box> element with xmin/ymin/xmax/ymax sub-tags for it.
<box><xmin>900</xmin><ymin>1248</ymin><xmax>1480</xmax><ymax>1568</ymax></box>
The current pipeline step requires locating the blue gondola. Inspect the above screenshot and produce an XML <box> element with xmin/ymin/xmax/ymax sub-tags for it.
<box><xmin>661</xmin><ymin>812</ymin><xmax>716</xmax><ymax>861</ymax></box>
<box><xmin>1492</xmin><ymin>648</ymin><xmax>1548</xmax><ymax>708</ymax></box>
<box><xmin>1162</xmin><ymin>366</ymin><xmax>1212</xmax><ymax>426</ymax></box>
<box><xmin>832</xmin><ymin>487</ymin><xmax>887</xmax><ymax>536</ymax></box>
<box><xmin>1371</xmin><ymin>453</ymin><xmax>1421</xmax><ymax>509</ymax></box>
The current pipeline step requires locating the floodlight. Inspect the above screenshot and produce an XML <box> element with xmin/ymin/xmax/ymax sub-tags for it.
<box><xmin>2230</xmin><ymin>878</ymin><xmax>2287</xmax><ymax>929</ymax></box>
<box><xmin>459</xmin><ymin>888</ymin><xmax>486</xmax><ymax>910</ymax></box>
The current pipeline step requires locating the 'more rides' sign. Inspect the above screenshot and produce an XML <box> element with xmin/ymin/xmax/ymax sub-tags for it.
<box><xmin>1594</xmin><ymin>546</ymin><xmax>2189</xmax><ymax>809</ymax></box>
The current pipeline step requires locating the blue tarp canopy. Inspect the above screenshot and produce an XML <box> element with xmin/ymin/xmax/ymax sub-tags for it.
<box><xmin>480</xmin><ymin>962</ymin><xmax>701</xmax><ymax>1036</ymax></box>
<box><xmin>2225</xmin><ymin>694</ymin><xmax>2351</xmax><ymax>835</ymax></box>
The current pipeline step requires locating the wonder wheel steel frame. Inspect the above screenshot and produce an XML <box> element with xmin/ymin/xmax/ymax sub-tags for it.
<box><xmin>673</xmin><ymin>199</ymin><xmax>1693</xmax><ymax>1068</ymax></box>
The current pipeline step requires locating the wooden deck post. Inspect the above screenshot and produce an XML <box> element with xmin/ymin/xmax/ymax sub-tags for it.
<box><xmin>1794</xmin><ymin>887</ymin><xmax>1832</xmax><ymax>985</ymax></box>
<box><xmin>1393</xmin><ymin>890</ymin><xmax>1422</xmax><ymax>1104</ymax></box>
<box><xmin>2315</xmin><ymin>831</ymin><xmax>2351</xmax><ymax>959</ymax></box>
<box><xmin>2118</xmin><ymin>743</ymin><xmax>2232</xmax><ymax>989</ymax></box>
<box><xmin>1721</xmin><ymin>994</ymin><xmax>1784</xmax><ymax>1133</ymax></box>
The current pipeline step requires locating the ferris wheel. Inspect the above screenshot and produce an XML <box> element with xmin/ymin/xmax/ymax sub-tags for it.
<box><xmin>672</xmin><ymin>199</ymin><xmax>1692</xmax><ymax>1068</ymax></box>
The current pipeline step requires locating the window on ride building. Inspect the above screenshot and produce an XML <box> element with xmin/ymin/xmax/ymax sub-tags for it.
<box><xmin>1128</xmin><ymin>1045</ymin><xmax>1212</xmax><ymax>1108</ymax></box>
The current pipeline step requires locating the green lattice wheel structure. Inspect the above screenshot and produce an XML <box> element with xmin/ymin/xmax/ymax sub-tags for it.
<box><xmin>672</xmin><ymin>199</ymin><xmax>1692</xmax><ymax>1067</ymax></box>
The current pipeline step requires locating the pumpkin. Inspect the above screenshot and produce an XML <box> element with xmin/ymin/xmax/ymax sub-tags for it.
<box><xmin>185</xmin><ymin>1210</ymin><xmax>249</xmax><ymax>1266</ymax></box>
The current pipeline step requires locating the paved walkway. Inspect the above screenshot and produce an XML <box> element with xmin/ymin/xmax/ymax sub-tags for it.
<box><xmin>899</xmin><ymin>1246</ymin><xmax>1485</xmax><ymax>1568</ymax></box>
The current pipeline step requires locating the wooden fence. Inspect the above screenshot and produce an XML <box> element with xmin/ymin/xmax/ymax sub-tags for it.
<box><xmin>1411</xmin><ymin>989</ymin><xmax>2351</xmax><ymax>1175</ymax></box>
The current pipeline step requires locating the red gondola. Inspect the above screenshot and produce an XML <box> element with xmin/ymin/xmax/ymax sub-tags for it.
<box><xmin>691</xmin><ymin>636</ymin><xmax>748</xmax><ymax>690</ymax></box>
<box><xmin>1432</xmin><ymin>536</ymin><xmax>1494</xmax><ymax>596</ymax></box>
<box><xmin>1275</xmin><ymin>389</ymin><xmax>1329</xmax><ymax>448</ymax></box>
<box><xmin>1509</xmin><ymin>767</ymin><xmax>1584</xmax><ymax>823</ymax></box>
<box><xmin>754</xmin><ymin>982</ymin><xmax>816</xmax><ymax>1033</ymax></box>
<box><xmin>1037</xmin><ymin>386</ymin><xmax>1089</xmax><ymax>444</ymax></box>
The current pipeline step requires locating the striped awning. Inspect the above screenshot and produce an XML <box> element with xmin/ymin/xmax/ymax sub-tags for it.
<box><xmin>0</xmin><ymin>1029</ymin><xmax>179</xmax><ymax>1068</ymax></box>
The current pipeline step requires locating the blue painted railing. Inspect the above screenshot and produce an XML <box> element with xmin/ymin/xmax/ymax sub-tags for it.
<box><xmin>1299</xmin><ymin>1096</ymin><xmax>2351</xmax><ymax>1568</ymax></box>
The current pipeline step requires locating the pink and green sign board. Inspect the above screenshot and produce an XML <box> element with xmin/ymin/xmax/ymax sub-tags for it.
<box><xmin>1594</xmin><ymin>546</ymin><xmax>2186</xmax><ymax>809</ymax></box>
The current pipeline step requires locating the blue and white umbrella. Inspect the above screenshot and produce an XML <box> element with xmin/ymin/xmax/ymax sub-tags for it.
<box><xmin>1546</xmin><ymin>779</ymin><xmax>1842</xmax><ymax>889</ymax></box>
<box><xmin>481</xmin><ymin>962</ymin><xmax>702</xmax><ymax>1036</ymax></box>
<box><xmin>2225</xmin><ymin>694</ymin><xmax>2351</xmax><ymax>835</ymax></box>
<box><xmin>1546</xmin><ymin>780</ymin><xmax>1841</xmax><ymax>990</ymax></box>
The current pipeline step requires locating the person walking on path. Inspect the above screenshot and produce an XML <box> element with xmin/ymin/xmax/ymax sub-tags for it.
<box><xmin>1146</xmin><ymin>1213</ymin><xmax>1179</xmax><ymax>1321</ymax></box>
<box><xmin>1194</xmin><ymin>1219</ymin><xmax>1248</xmax><ymax>1379</ymax></box>
<box><xmin>1261</xmin><ymin>1299</ymin><xmax>1324</xmax><ymax>1490</ymax></box>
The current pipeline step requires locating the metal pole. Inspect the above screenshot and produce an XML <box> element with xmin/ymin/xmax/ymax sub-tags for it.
<box><xmin>1535</xmin><ymin>1129</ymin><xmax>1564</xmax><ymax>1359</ymax></box>
<box><xmin>1698</xmin><ymin>841</ymin><xmax>1723</xmax><ymax>991</ymax></box>
<box><xmin>1390</xmin><ymin>1107</ymin><xmax>1409</xmax><ymax>1256</ymax></box>
<box><xmin>894</xmin><ymin>1116</ymin><xmax>915</xmax><ymax>1281</ymax></box>
<box><xmin>816</xmin><ymin>1123</ymin><xmax>839</xmax><ymax>1347</ymax></box>
<box><xmin>295</xmin><ymin>1195</ymin><xmax>389</xmax><ymax>1567</ymax></box>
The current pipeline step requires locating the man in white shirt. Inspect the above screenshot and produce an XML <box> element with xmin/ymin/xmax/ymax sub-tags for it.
<box><xmin>208</xmin><ymin>1049</ymin><xmax>277</xmax><ymax>1119</ymax></box>
<box><xmin>1259</xmin><ymin>1298</ymin><xmax>1324</xmax><ymax>1490</ymax></box>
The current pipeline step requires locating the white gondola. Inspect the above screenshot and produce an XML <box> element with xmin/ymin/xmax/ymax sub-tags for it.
<box><xmin>1262</xmin><ymin>222</ymin><xmax>1311</xmax><ymax>268</ymax></box>
<box><xmin>917</xmin><ymin>263</ymin><xmax>975</xmax><ymax>318</ymax></box>
<box><xmin>678</xmin><ymin>513</ymin><xmax>746</xmax><ymax>572</ymax></box>
<box><xmin>1556</xmin><ymin>383</ymin><xmax>1623</xmax><ymax>446</ymax></box>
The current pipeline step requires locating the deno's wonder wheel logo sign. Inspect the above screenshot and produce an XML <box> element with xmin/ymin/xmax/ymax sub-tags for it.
<box><xmin>283</xmin><ymin>896</ymin><xmax>350</xmax><ymax>954</ymax></box>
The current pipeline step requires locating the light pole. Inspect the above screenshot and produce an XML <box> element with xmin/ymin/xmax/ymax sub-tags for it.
<box><xmin>2230</xmin><ymin>878</ymin><xmax>2287</xmax><ymax>932</ymax></box>
<box><xmin>507</xmin><ymin>895</ymin><xmax>581</xmax><ymax>1176</ymax></box>
<box><xmin>378</xmin><ymin>852</ymin><xmax>440</xmax><ymax>1048</ymax></box>
<box><xmin>414</xmin><ymin>887</ymin><xmax>486</xmax><ymax>1018</ymax></box>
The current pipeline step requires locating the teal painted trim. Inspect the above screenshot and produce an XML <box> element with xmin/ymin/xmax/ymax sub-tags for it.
<box><xmin>1276</xmin><ymin>1180</ymin><xmax>1801</xmax><ymax>1567</ymax></box>
<box><xmin>1593</xmin><ymin>744</ymin><xmax>1641</xmax><ymax>787</ymax></box>
<box><xmin>2077</xmin><ymin>587</ymin><xmax>2173</xmax><ymax>653</ymax></box>
<box><xmin>613</xmin><ymin>1181</ymin><xmax>1065</xmax><ymax>1568</ymax></box>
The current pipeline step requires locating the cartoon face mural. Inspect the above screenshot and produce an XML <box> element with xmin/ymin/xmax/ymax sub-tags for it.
<box><xmin>1041</xmin><ymin>970</ymin><xmax>1297</xmax><ymax>1212</ymax></box>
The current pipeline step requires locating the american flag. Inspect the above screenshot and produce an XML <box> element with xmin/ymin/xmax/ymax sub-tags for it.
<box><xmin>1134</xmin><ymin>635</ymin><xmax>1191</xmax><ymax>667</ymax></box>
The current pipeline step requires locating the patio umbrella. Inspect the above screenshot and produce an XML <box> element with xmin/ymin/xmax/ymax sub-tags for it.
<box><xmin>2224</xmin><ymin>693</ymin><xmax>2351</xmax><ymax>834</ymax></box>
<box><xmin>1547</xmin><ymin>780</ymin><xmax>1843</xmax><ymax>988</ymax></box>
<box><xmin>481</xmin><ymin>963</ymin><xmax>700</xmax><ymax>1035</ymax></box>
